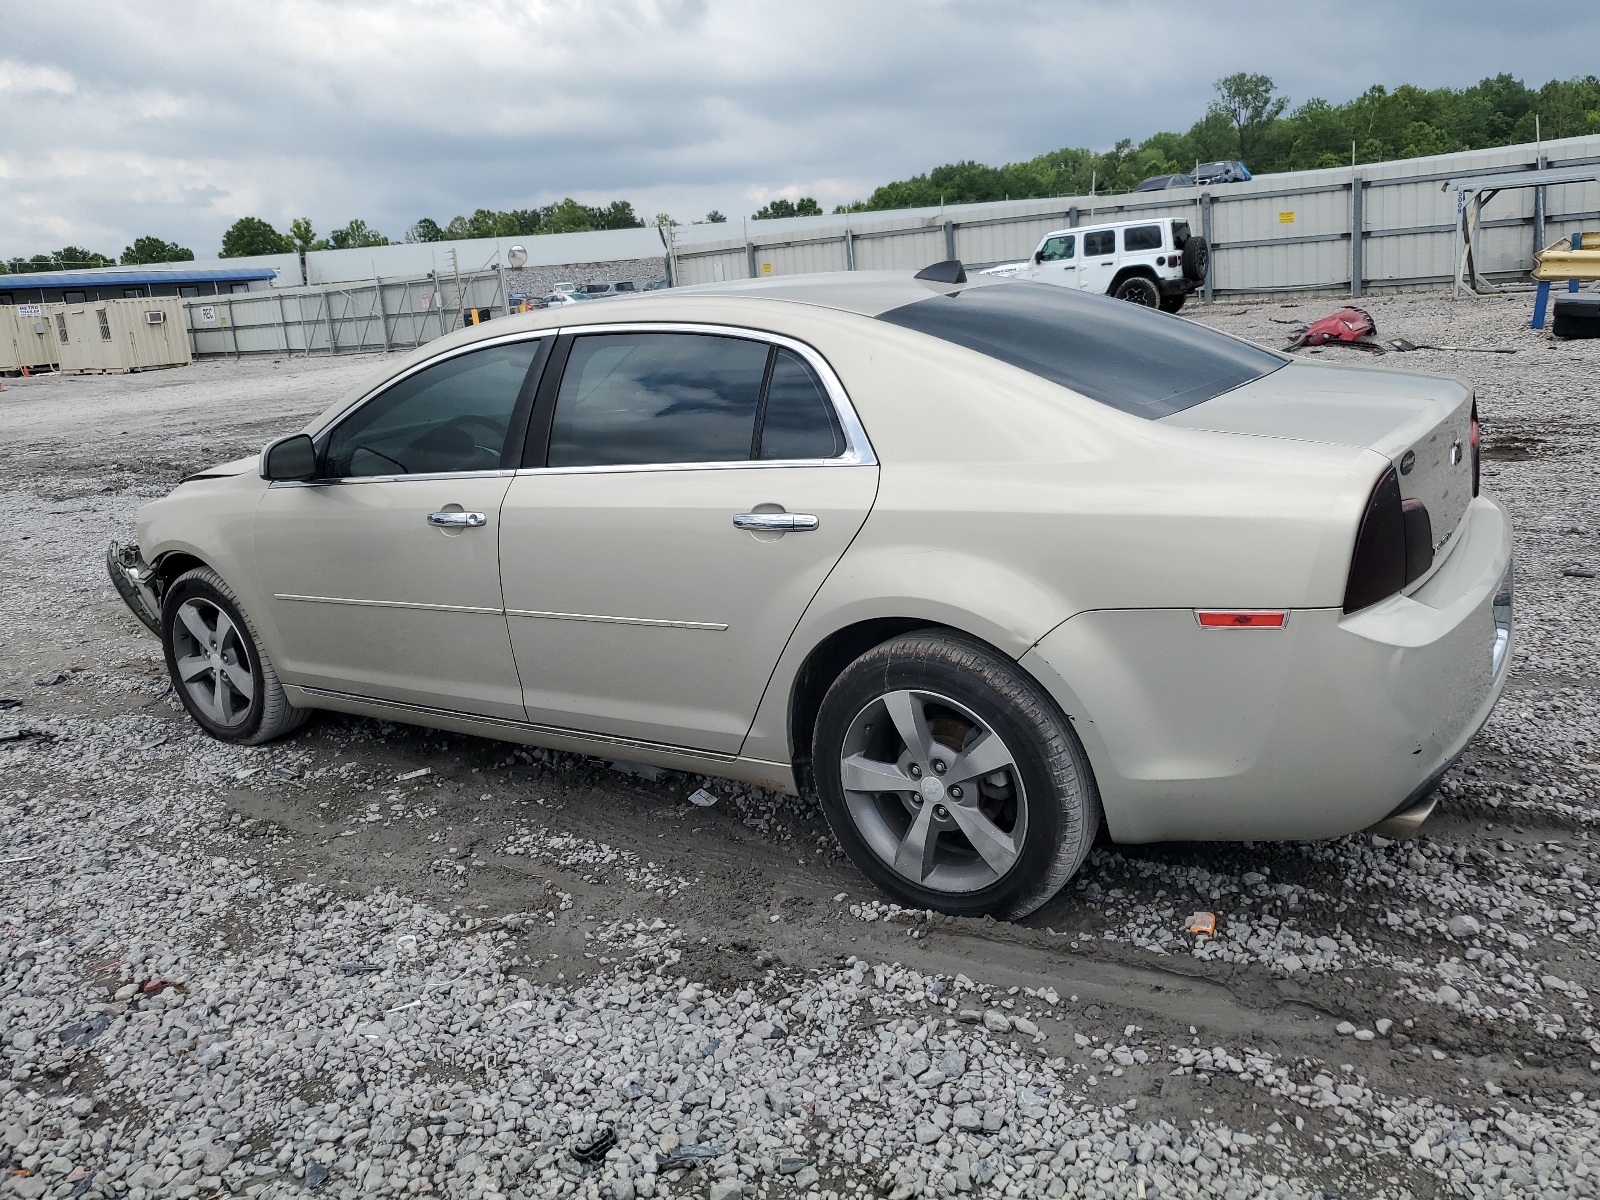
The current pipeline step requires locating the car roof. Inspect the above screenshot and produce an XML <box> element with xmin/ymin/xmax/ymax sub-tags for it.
<box><xmin>656</xmin><ymin>271</ymin><xmax>1014</xmax><ymax>317</ymax></box>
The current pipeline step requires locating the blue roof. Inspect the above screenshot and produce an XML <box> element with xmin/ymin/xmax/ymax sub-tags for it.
<box><xmin>0</xmin><ymin>265</ymin><xmax>278</xmax><ymax>289</ymax></box>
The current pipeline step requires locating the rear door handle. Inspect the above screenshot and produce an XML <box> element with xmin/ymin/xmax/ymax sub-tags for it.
<box><xmin>733</xmin><ymin>512</ymin><xmax>819</xmax><ymax>533</ymax></box>
<box><xmin>428</xmin><ymin>511</ymin><xmax>487</xmax><ymax>528</ymax></box>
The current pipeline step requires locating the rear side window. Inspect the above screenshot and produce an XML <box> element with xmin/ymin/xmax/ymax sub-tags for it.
<box><xmin>1123</xmin><ymin>224</ymin><xmax>1163</xmax><ymax>252</ymax></box>
<box><xmin>759</xmin><ymin>350</ymin><xmax>843</xmax><ymax>460</ymax></box>
<box><xmin>1171</xmin><ymin>221</ymin><xmax>1192</xmax><ymax>248</ymax></box>
<box><xmin>1038</xmin><ymin>234</ymin><xmax>1075</xmax><ymax>262</ymax></box>
<box><xmin>877</xmin><ymin>282</ymin><xmax>1285</xmax><ymax>419</ymax></box>
<box><xmin>549</xmin><ymin>333</ymin><xmax>768</xmax><ymax>467</ymax></box>
<box><xmin>1082</xmin><ymin>231</ymin><xmax>1114</xmax><ymax>256</ymax></box>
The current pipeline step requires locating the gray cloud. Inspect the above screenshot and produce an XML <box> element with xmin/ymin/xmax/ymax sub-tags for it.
<box><xmin>3</xmin><ymin>0</ymin><xmax>1597</xmax><ymax>259</ymax></box>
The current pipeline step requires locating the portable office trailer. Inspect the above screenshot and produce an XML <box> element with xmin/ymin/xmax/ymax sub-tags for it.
<box><xmin>52</xmin><ymin>297</ymin><xmax>191</xmax><ymax>373</ymax></box>
<box><xmin>0</xmin><ymin>304</ymin><xmax>61</xmax><ymax>373</ymax></box>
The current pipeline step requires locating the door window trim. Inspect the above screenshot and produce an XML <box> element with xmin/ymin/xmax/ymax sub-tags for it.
<box><xmin>514</xmin><ymin>322</ymin><xmax>876</xmax><ymax>476</ymax></box>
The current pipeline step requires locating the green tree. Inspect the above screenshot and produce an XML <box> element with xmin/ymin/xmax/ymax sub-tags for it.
<box><xmin>326</xmin><ymin>219</ymin><xmax>391</xmax><ymax>250</ymax></box>
<box><xmin>220</xmin><ymin>217</ymin><xmax>292</xmax><ymax>258</ymax></box>
<box><xmin>540</xmin><ymin>198</ymin><xmax>594</xmax><ymax>234</ymax></box>
<box><xmin>407</xmin><ymin>217</ymin><xmax>445</xmax><ymax>243</ymax></box>
<box><xmin>654</xmin><ymin>213</ymin><xmax>678</xmax><ymax>227</ymax></box>
<box><xmin>586</xmin><ymin>200</ymin><xmax>645</xmax><ymax>230</ymax></box>
<box><xmin>1209</xmin><ymin>73</ymin><xmax>1289</xmax><ymax>162</ymax></box>
<box><xmin>752</xmin><ymin>197</ymin><xmax>823</xmax><ymax>219</ymax></box>
<box><xmin>288</xmin><ymin>218</ymin><xmax>328</xmax><ymax>254</ymax></box>
<box><xmin>704</xmin><ymin>210</ymin><xmax>727</xmax><ymax>223</ymax></box>
<box><xmin>120</xmin><ymin>236</ymin><xmax>194</xmax><ymax>265</ymax></box>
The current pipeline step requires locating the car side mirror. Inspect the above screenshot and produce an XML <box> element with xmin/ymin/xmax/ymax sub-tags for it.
<box><xmin>1032</xmin><ymin>250</ymin><xmax>1043</xmax><ymax>263</ymax></box>
<box><xmin>262</xmin><ymin>433</ymin><xmax>318</xmax><ymax>481</ymax></box>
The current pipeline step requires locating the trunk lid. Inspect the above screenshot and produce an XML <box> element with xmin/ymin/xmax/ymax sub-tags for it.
<box><xmin>1163</xmin><ymin>360</ymin><xmax>1475</xmax><ymax>568</ymax></box>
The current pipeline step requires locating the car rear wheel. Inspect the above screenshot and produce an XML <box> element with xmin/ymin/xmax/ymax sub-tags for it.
<box><xmin>813</xmin><ymin>632</ymin><xmax>1100</xmax><ymax>919</ymax></box>
<box><xmin>1112</xmin><ymin>275</ymin><xmax>1161</xmax><ymax>307</ymax></box>
<box><xmin>1182</xmin><ymin>235</ymin><xmax>1210</xmax><ymax>283</ymax></box>
<box><xmin>1159</xmin><ymin>293</ymin><xmax>1188</xmax><ymax>313</ymax></box>
<box><xmin>162</xmin><ymin>566</ymin><xmax>311</xmax><ymax>745</ymax></box>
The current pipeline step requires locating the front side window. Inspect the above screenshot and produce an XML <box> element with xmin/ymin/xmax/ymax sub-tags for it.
<box><xmin>1082</xmin><ymin>230</ymin><xmax>1114</xmax><ymax>257</ymax></box>
<box><xmin>1123</xmin><ymin>224</ymin><xmax>1163</xmax><ymax>252</ymax></box>
<box><xmin>1038</xmin><ymin>234</ymin><xmax>1075</xmax><ymax>262</ymax></box>
<box><xmin>324</xmin><ymin>339</ymin><xmax>541</xmax><ymax>478</ymax></box>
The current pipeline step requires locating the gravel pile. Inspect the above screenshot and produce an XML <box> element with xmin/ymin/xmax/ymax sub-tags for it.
<box><xmin>3</xmin><ymin>291</ymin><xmax>1599</xmax><ymax>1198</ymax></box>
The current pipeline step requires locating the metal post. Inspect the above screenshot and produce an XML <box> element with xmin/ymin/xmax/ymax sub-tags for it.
<box><xmin>943</xmin><ymin>221</ymin><xmax>956</xmax><ymax>261</ymax></box>
<box><xmin>1533</xmin><ymin>153</ymin><xmax>1548</xmax><ymax>260</ymax></box>
<box><xmin>843</xmin><ymin>229</ymin><xmax>855</xmax><ymax>271</ymax></box>
<box><xmin>1067</xmin><ymin>206</ymin><xmax>1079</xmax><ymax>228</ymax></box>
<box><xmin>1350</xmin><ymin>176</ymin><xmax>1365</xmax><ymax>299</ymax></box>
<box><xmin>226</xmin><ymin>300</ymin><xmax>240</xmax><ymax>359</ymax></box>
<box><xmin>324</xmin><ymin>291</ymin><xmax>336</xmax><ymax>356</ymax></box>
<box><xmin>276</xmin><ymin>293</ymin><xmax>290</xmax><ymax>356</ymax></box>
<box><xmin>1200</xmin><ymin>193</ymin><xmax>1214</xmax><ymax>304</ymax></box>
<box><xmin>746</xmin><ymin>243</ymin><xmax>758</xmax><ymax>279</ymax></box>
<box><xmin>373</xmin><ymin>277</ymin><xmax>391</xmax><ymax>351</ymax></box>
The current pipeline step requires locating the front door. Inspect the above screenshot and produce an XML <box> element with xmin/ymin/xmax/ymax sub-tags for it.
<box><xmin>1033</xmin><ymin>232</ymin><xmax>1077</xmax><ymax>289</ymax></box>
<box><xmin>1076</xmin><ymin>227</ymin><xmax>1119</xmax><ymax>295</ymax></box>
<box><xmin>500</xmin><ymin>328</ymin><xmax>878</xmax><ymax>753</ymax></box>
<box><xmin>253</xmin><ymin>337</ymin><xmax>544</xmax><ymax>718</ymax></box>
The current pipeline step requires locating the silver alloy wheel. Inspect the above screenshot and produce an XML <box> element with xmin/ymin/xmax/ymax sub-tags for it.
<box><xmin>170</xmin><ymin>597</ymin><xmax>255</xmax><ymax>728</ymax></box>
<box><xmin>839</xmin><ymin>689</ymin><xmax>1027</xmax><ymax>894</ymax></box>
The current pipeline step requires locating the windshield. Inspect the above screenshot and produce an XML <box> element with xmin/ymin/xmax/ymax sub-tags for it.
<box><xmin>876</xmin><ymin>281</ymin><xmax>1285</xmax><ymax>419</ymax></box>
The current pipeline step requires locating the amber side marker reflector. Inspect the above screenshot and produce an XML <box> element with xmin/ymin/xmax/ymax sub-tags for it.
<box><xmin>1195</xmin><ymin>611</ymin><xmax>1288</xmax><ymax>629</ymax></box>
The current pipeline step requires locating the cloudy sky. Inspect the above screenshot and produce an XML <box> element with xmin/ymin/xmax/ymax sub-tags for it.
<box><xmin>3</xmin><ymin>0</ymin><xmax>1598</xmax><ymax>261</ymax></box>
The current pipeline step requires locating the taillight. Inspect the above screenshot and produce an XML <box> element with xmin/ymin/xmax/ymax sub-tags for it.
<box><xmin>1344</xmin><ymin>467</ymin><xmax>1437</xmax><ymax>613</ymax></box>
<box><xmin>1470</xmin><ymin>400</ymin><xmax>1480</xmax><ymax>496</ymax></box>
<box><xmin>1345</xmin><ymin>468</ymin><xmax>1406</xmax><ymax>613</ymax></box>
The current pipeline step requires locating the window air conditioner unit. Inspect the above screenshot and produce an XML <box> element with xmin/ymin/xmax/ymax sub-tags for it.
<box><xmin>145</xmin><ymin>310</ymin><xmax>166</xmax><ymax>325</ymax></box>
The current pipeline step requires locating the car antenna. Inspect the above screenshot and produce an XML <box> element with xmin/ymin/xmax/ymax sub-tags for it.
<box><xmin>914</xmin><ymin>260</ymin><xmax>966</xmax><ymax>284</ymax></box>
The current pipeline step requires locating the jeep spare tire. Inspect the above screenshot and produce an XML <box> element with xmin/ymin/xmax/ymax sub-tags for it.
<box><xmin>1182</xmin><ymin>234</ymin><xmax>1210</xmax><ymax>283</ymax></box>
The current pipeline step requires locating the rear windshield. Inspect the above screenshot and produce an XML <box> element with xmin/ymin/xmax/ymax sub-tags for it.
<box><xmin>876</xmin><ymin>281</ymin><xmax>1284</xmax><ymax>419</ymax></box>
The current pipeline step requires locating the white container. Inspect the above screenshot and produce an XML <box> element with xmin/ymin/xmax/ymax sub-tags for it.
<box><xmin>53</xmin><ymin>297</ymin><xmax>191</xmax><ymax>373</ymax></box>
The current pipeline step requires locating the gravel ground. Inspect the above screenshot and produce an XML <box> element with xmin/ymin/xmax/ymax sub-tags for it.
<box><xmin>2</xmin><ymin>290</ymin><xmax>1598</xmax><ymax>1200</ymax></box>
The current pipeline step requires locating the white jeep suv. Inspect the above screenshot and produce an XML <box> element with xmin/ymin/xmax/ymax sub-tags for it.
<box><xmin>985</xmin><ymin>217</ymin><xmax>1208</xmax><ymax>313</ymax></box>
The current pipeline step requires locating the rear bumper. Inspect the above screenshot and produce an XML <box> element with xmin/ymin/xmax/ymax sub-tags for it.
<box><xmin>1021</xmin><ymin>495</ymin><xmax>1513</xmax><ymax>843</ymax></box>
<box><xmin>107</xmin><ymin>541</ymin><xmax>161</xmax><ymax>635</ymax></box>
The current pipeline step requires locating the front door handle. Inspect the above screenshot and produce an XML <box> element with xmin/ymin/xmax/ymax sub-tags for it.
<box><xmin>428</xmin><ymin>511</ymin><xmax>487</xmax><ymax>528</ymax></box>
<box><xmin>733</xmin><ymin>512</ymin><xmax>819</xmax><ymax>533</ymax></box>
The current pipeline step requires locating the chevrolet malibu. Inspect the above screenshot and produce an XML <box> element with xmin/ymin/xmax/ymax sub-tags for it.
<box><xmin>109</xmin><ymin>268</ymin><xmax>1513</xmax><ymax>919</ymax></box>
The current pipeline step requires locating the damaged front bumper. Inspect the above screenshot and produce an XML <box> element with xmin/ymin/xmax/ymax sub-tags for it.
<box><xmin>106</xmin><ymin>541</ymin><xmax>161</xmax><ymax>635</ymax></box>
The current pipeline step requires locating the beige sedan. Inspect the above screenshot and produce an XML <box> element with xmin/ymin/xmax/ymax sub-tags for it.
<box><xmin>110</xmin><ymin>268</ymin><xmax>1513</xmax><ymax>918</ymax></box>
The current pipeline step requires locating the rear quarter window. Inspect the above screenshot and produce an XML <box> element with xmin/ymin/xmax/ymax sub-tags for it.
<box><xmin>876</xmin><ymin>281</ymin><xmax>1285</xmax><ymax>419</ymax></box>
<box><xmin>1123</xmin><ymin>224</ymin><xmax>1163</xmax><ymax>252</ymax></box>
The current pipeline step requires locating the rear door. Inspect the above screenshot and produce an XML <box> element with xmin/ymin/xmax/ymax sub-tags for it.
<box><xmin>498</xmin><ymin>325</ymin><xmax>878</xmax><ymax>753</ymax></box>
<box><xmin>1077</xmin><ymin>228</ymin><xmax>1119</xmax><ymax>294</ymax></box>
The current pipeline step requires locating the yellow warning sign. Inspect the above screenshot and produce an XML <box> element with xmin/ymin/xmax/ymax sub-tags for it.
<box><xmin>1278</xmin><ymin>211</ymin><xmax>1296</xmax><ymax>224</ymax></box>
<box><xmin>761</xmin><ymin>262</ymin><xmax>773</xmax><ymax>274</ymax></box>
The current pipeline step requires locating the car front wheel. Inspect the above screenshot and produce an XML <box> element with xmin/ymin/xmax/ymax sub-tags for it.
<box><xmin>1112</xmin><ymin>275</ymin><xmax>1161</xmax><ymax>307</ymax></box>
<box><xmin>813</xmin><ymin>632</ymin><xmax>1100</xmax><ymax>919</ymax></box>
<box><xmin>162</xmin><ymin>566</ymin><xmax>311</xmax><ymax>745</ymax></box>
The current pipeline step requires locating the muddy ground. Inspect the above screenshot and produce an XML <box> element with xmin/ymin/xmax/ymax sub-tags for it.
<box><xmin>1</xmin><ymin>290</ymin><xmax>1598</xmax><ymax>1200</ymax></box>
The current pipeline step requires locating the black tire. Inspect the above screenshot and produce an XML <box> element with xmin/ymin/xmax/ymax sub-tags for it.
<box><xmin>161</xmin><ymin>566</ymin><xmax>311</xmax><ymax>745</ymax></box>
<box><xmin>1112</xmin><ymin>275</ymin><xmax>1161</xmax><ymax>307</ymax></box>
<box><xmin>812</xmin><ymin>632</ymin><xmax>1100</xmax><ymax>920</ymax></box>
<box><xmin>1182</xmin><ymin>235</ymin><xmax>1210</xmax><ymax>283</ymax></box>
<box><xmin>1159</xmin><ymin>292</ymin><xmax>1188</xmax><ymax>314</ymax></box>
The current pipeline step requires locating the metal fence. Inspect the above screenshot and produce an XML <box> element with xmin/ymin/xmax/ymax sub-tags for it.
<box><xmin>183</xmin><ymin>270</ymin><xmax>506</xmax><ymax>358</ymax></box>
<box><xmin>669</xmin><ymin>134</ymin><xmax>1600</xmax><ymax>299</ymax></box>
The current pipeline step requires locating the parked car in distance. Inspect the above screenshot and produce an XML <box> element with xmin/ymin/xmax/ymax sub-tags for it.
<box><xmin>574</xmin><ymin>280</ymin><xmax>638</xmax><ymax>296</ymax></box>
<box><xmin>109</xmin><ymin>270</ymin><xmax>1510</xmax><ymax>920</ymax></box>
<box><xmin>983</xmin><ymin>216</ymin><xmax>1208</xmax><ymax>312</ymax></box>
<box><xmin>1195</xmin><ymin>160</ymin><xmax>1252</xmax><ymax>185</ymax></box>
<box><xmin>542</xmin><ymin>291</ymin><xmax>604</xmax><ymax>307</ymax></box>
<box><xmin>550</xmin><ymin>281</ymin><xmax>577</xmax><ymax>294</ymax></box>
<box><xmin>644</xmin><ymin>279</ymin><xmax>672</xmax><ymax>291</ymax></box>
<box><xmin>1133</xmin><ymin>173</ymin><xmax>1195</xmax><ymax>192</ymax></box>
